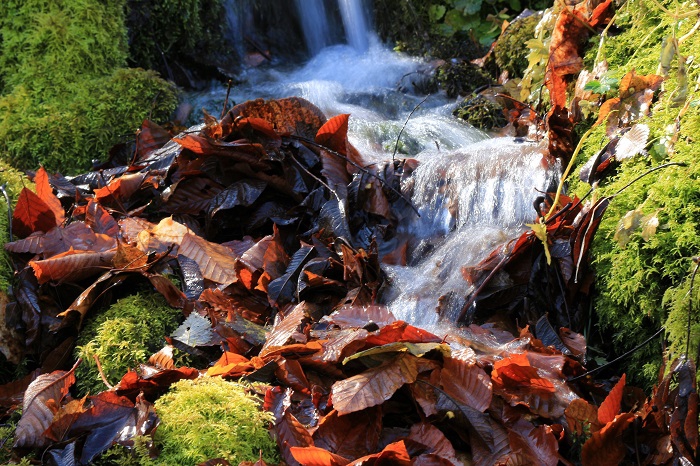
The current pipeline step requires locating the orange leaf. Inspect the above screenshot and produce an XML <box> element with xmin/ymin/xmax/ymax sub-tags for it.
<box><xmin>565</xmin><ymin>398</ymin><xmax>601</xmax><ymax>436</ymax></box>
<box><xmin>365</xmin><ymin>321</ymin><xmax>441</xmax><ymax>346</ymax></box>
<box><xmin>316</xmin><ymin>114</ymin><xmax>350</xmax><ymax>155</ymax></box>
<box><xmin>290</xmin><ymin>446</ymin><xmax>350</xmax><ymax>466</ymax></box>
<box><xmin>206</xmin><ymin>352</ymin><xmax>252</xmax><ymax>377</ymax></box>
<box><xmin>12</xmin><ymin>188</ymin><xmax>57</xmax><ymax>238</ymax></box>
<box><xmin>348</xmin><ymin>440</ymin><xmax>411</xmax><ymax>466</ymax></box>
<box><xmin>581</xmin><ymin>412</ymin><xmax>635</xmax><ymax>466</ymax></box>
<box><xmin>35</xmin><ymin>167</ymin><xmax>64</xmax><ymax>226</ymax></box>
<box><xmin>492</xmin><ymin>353</ymin><xmax>555</xmax><ymax>393</ymax></box>
<box><xmin>598</xmin><ymin>374</ymin><xmax>626</xmax><ymax>425</ymax></box>
<box><xmin>93</xmin><ymin>173</ymin><xmax>146</xmax><ymax>204</ymax></box>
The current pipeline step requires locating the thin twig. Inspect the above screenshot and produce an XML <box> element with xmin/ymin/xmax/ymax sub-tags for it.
<box><xmin>92</xmin><ymin>354</ymin><xmax>114</xmax><ymax>390</ymax></box>
<box><xmin>221</xmin><ymin>80</ymin><xmax>233</xmax><ymax>120</ymax></box>
<box><xmin>568</xmin><ymin>326</ymin><xmax>666</xmax><ymax>382</ymax></box>
<box><xmin>393</xmin><ymin>95</ymin><xmax>429</xmax><ymax>163</ymax></box>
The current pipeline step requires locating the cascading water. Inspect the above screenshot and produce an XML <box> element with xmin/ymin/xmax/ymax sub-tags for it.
<box><xmin>294</xmin><ymin>0</ymin><xmax>332</xmax><ymax>55</ymax></box>
<box><xmin>338</xmin><ymin>0</ymin><xmax>371</xmax><ymax>52</ymax></box>
<box><xmin>191</xmin><ymin>1</ymin><xmax>559</xmax><ymax>331</ymax></box>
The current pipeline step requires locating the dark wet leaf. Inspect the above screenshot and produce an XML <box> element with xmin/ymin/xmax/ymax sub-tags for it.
<box><xmin>178</xmin><ymin>233</ymin><xmax>238</xmax><ymax>285</ymax></box>
<box><xmin>313</xmin><ymin>408</ymin><xmax>381</xmax><ymax>459</ymax></box>
<box><xmin>268</xmin><ymin>245</ymin><xmax>315</xmax><ymax>305</ymax></box>
<box><xmin>209</xmin><ymin>179</ymin><xmax>267</xmax><ymax>216</ymax></box>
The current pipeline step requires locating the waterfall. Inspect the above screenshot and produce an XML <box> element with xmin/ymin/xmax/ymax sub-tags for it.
<box><xmin>294</xmin><ymin>0</ymin><xmax>333</xmax><ymax>55</ymax></box>
<box><xmin>338</xmin><ymin>0</ymin><xmax>371</xmax><ymax>52</ymax></box>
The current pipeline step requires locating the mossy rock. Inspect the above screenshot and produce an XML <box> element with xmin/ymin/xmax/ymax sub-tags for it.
<box><xmin>0</xmin><ymin>0</ymin><xmax>179</xmax><ymax>174</ymax></box>
<box><xmin>453</xmin><ymin>95</ymin><xmax>507</xmax><ymax>130</ymax></box>
<box><xmin>74</xmin><ymin>292</ymin><xmax>182</xmax><ymax>396</ymax></box>
<box><xmin>493</xmin><ymin>13</ymin><xmax>541</xmax><ymax>78</ymax></box>
<box><xmin>125</xmin><ymin>0</ymin><xmax>231</xmax><ymax>87</ymax></box>
<box><xmin>153</xmin><ymin>377</ymin><xmax>278</xmax><ymax>465</ymax></box>
<box><xmin>567</xmin><ymin>0</ymin><xmax>700</xmax><ymax>387</ymax></box>
<box><xmin>434</xmin><ymin>60</ymin><xmax>492</xmax><ymax>98</ymax></box>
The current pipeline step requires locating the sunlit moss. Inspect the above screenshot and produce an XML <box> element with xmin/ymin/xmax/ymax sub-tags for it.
<box><xmin>74</xmin><ymin>293</ymin><xmax>182</xmax><ymax>396</ymax></box>
<box><xmin>569</xmin><ymin>0</ymin><xmax>700</xmax><ymax>386</ymax></box>
<box><xmin>153</xmin><ymin>377</ymin><xmax>279</xmax><ymax>465</ymax></box>
<box><xmin>0</xmin><ymin>0</ymin><xmax>178</xmax><ymax>174</ymax></box>
<box><xmin>493</xmin><ymin>13</ymin><xmax>541</xmax><ymax>78</ymax></box>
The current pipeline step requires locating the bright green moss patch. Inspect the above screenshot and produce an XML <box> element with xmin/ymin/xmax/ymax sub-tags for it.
<box><xmin>74</xmin><ymin>293</ymin><xmax>182</xmax><ymax>396</ymax></box>
<box><xmin>568</xmin><ymin>0</ymin><xmax>700</xmax><ymax>386</ymax></box>
<box><xmin>153</xmin><ymin>377</ymin><xmax>278</xmax><ymax>465</ymax></box>
<box><xmin>0</xmin><ymin>0</ymin><xmax>178</xmax><ymax>174</ymax></box>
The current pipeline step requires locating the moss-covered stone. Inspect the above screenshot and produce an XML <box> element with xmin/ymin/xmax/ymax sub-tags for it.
<box><xmin>493</xmin><ymin>13</ymin><xmax>541</xmax><ymax>78</ymax></box>
<box><xmin>434</xmin><ymin>61</ymin><xmax>492</xmax><ymax>98</ymax></box>
<box><xmin>0</xmin><ymin>0</ymin><xmax>178</xmax><ymax>174</ymax></box>
<box><xmin>125</xmin><ymin>0</ymin><xmax>230</xmax><ymax>87</ymax></box>
<box><xmin>74</xmin><ymin>293</ymin><xmax>182</xmax><ymax>396</ymax></box>
<box><xmin>153</xmin><ymin>377</ymin><xmax>278</xmax><ymax>465</ymax></box>
<box><xmin>453</xmin><ymin>94</ymin><xmax>508</xmax><ymax>130</ymax></box>
<box><xmin>566</xmin><ymin>0</ymin><xmax>700</xmax><ymax>386</ymax></box>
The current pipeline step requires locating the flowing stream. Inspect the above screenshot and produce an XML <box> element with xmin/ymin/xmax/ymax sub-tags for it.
<box><xmin>191</xmin><ymin>0</ymin><xmax>559</xmax><ymax>330</ymax></box>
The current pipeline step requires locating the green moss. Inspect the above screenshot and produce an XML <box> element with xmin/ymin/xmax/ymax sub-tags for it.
<box><xmin>91</xmin><ymin>435</ymin><xmax>156</xmax><ymax>466</ymax></box>
<box><xmin>493</xmin><ymin>13</ymin><xmax>541</xmax><ymax>78</ymax></box>
<box><xmin>453</xmin><ymin>95</ymin><xmax>508</xmax><ymax>130</ymax></box>
<box><xmin>434</xmin><ymin>61</ymin><xmax>492</xmax><ymax>98</ymax></box>
<box><xmin>0</xmin><ymin>0</ymin><xmax>178</xmax><ymax>174</ymax></box>
<box><xmin>567</xmin><ymin>0</ymin><xmax>700</xmax><ymax>386</ymax></box>
<box><xmin>74</xmin><ymin>293</ymin><xmax>182</xmax><ymax>396</ymax></box>
<box><xmin>153</xmin><ymin>377</ymin><xmax>278</xmax><ymax>465</ymax></box>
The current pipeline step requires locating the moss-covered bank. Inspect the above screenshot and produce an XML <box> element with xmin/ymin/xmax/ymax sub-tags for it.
<box><xmin>564</xmin><ymin>0</ymin><xmax>700</xmax><ymax>385</ymax></box>
<box><xmin>0</xmin><ymin>0</ymin><xmax>178</xmax><ymax>174</ymax></box>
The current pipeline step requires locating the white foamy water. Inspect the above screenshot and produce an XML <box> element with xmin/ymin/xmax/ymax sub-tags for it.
<box><xmin>191</xmin><ymin>4</ymin><xmax>558</xmax><ymax>329</ymax></box>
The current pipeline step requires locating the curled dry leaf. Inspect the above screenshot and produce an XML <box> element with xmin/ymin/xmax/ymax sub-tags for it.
<box><xmin>14</xmin><ymin>360</ymin><xmax>79</xmax><ymax>448</ymax></box>
<box><xmin>29</xmin><ymin>248</ymin><xmax>116</xmax><ymax>284</ymax></box>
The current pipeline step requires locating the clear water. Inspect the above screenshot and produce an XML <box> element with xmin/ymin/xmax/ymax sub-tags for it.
<box><xmin>191</xmin><ymin>2</ymin><xmax>559</xmax><ymax>329</ymax></box>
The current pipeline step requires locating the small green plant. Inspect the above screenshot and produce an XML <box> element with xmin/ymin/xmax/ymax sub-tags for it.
<box><xmin>74</xmin><ymin>292</ymin><xmax>182</xmax><ymax>396</ymax></box>
<box><xmin>153</xmin><ymin>377</ymin><xmax>279</xmax><ymax>465</ymax></box>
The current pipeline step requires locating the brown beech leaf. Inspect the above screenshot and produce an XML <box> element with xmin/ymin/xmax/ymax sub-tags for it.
<box><xmin>260</xmin><ymin>303</ymin><xmax>310</xmax><ymax>357</ymax></box>
<box><xmin>276</xmin><ymin>411</ymin><xmax>314</xmax><ymax>466</ymax></box>
<box><xmin>0</xmin><ymin>369</ymin><xmax>40</xmax><ymax>409</ymax></box>
<box><xmin>347</xmin><ymin>440</ymin><xmax>411</xmax><ymax>466</ymax></box>
<box><xmin>43</xmin><ymin>397</ymin><xmax>87</xmax><ymax>442</ymax></box>
<box><xmin>35</xmin><ymin>167</ymin><xmax>65</xmax><ymax>226</ymax></box>
<box><xmin>178</xmin><ymin>233</ymin><xmax>238</xmax><ymax>285</ymax></box>
<box><xmin>114</xmin><ymin>238</ymin><xmax>149</xmax><ymax>269</ymax></box>
<box><xmin>331</xmin><ymin>353</ymin><xmax>436</xmax><ymax>414</ymax></box>
<box><xmin>289</xmin><ymin>446</ymin><xmax>350</xmax><ymax>466</ymax></box>
<box><xmin>94</xmin><ymin>173</ymin><xmax>146</xmax><ymax>204</ymax></box>
<box><xmin>598</xmin><ymin>373</ymin><xmax>626</xmax><ymax>425</ymax></box>
<box><xmin>148</xmin><ymin>345</ymin><xmax>175</xmax><ymax>370</ymax></box>
<box><xmin>313</xmin><ymin>408</ymin><xmax>382</xmax><ymax>459</ymax></box>
<box><xmin>135</xmin><ymin>119</ymin><xmax>172</xmax><ymax>161</ymax></box>
<box><xmin>161</xmin><ymin>176</ymin><xmax>226</xmax><ymax>215</ymax></box>
<box><xmin>12</xmin><ymin>187</ymin><xmax>57</xmax><ymax>238</ymax></box>
<box><xmin>581</xmin><ymin>412</ymin><xmax>635</xmax><ymax>466</ymax></box>
<box><xmin>136</xmin><ymin>216</ymin><xmax>192</xmax><ymax>254</ymax></box>
<box><xmin>559</xmin><ymin>327</ymin><xmax>586</xmax><ymax>357</ymax></box>
<box><xmin>319</xmin><ymin>328</ymin><xmax>370</xmax><ymax>364</ymax></box>
<box><xmin>565</xmin><ymin>398</ymin><xmax>601</xmax><ymax>436</ymax></box>
<box><xmin>407</xmin><ymin>422</ymin><xmax>459</xmax><ymax>464</ymax></box>
<box><xmin>5</xmin><ymin>222</ymin><xmax>115</xmax><ymax>258</ymax></box>
<box><xmin>115</xmin><ymin>366</ymin><xmax>199</xmax><ymax>401</ymax></box>
<box><xmin>507</xmin><ymin>419</ymin><xmax>559</xmax><ymax>466</ymax></box>
<box><xmin>85</xmin><ymin>199</ymin><xmax>118</xmax><ymax>236</ymax></box>
<box><xmin>14</xmin><ymin>360</ymin><xmax>78</xmax><ymax>448</ymax></box>
<box><xmin>440</xmin><ymin>356</ymin><xmax>492</xmax><ymax>412</ymax></box>
<box><xmin>30</xmin><ymin>248</ymin><xmax>116</xmax><ymax>284</ymax></box>
<box><xmin>274</xmin><ymin>357</ymin><xmax>311</xmax><ymax>394</ymax></box>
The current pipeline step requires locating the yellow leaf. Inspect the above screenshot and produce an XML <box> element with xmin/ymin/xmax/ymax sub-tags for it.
<box><xmin>527</xmin><ymin>221</ymin><xmax>551</xmax><ymax>265</ymax></box>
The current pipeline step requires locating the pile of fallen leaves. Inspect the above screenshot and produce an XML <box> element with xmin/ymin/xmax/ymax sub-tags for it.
<box><xmin>0</xmin><ymin>0</ymin><xmax>698</xmax><ymax>460</ymax></box>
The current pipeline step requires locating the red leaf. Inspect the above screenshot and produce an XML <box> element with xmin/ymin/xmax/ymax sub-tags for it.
<box><xmin>331</xmin><ymin>353</ymin><xmax>435</xmax><ymax>414</ymax></box>
<box><xmin>275</xmin><ymin>411</ymin><xmax>314</xmax><ymax>466</ymax></box>
<box><xmin>581</xmin><ymin>412</ymin><xmax>635</xmax><ymax>466</ymax></box>
<box><xmin>440</xmin><ymin>356</ymin><xmax>492</xmax><ymax>412</ymax></box>
<box><xmin>365</xmin><ymin>321</ymin><xmax>442</xmax><ymax>346</ymax></box>
<box><xmin>85</xmin><ymin>199</ymin><xmax>118</xmax><ymax>236</ymax></box>
<box><xmin>507</xmin><ymin>419</ymin><xmax>559</xmax><ymax>466</ymax></box>
<box><xmin>407</xmin><ymin>423</ymin><xmax>459</xmax><ymax>463</ymax></box>
<box><xmin>313</xmin><ymin>408</ymin><xmax>382</xmax><ymax>459</ymax></box>
<box><xmin>14</xmin><ymin>360</ymin><xmax>79</xmax><ymax>448</ymax></box>
<box><xmin>290</xmin><ymin>446</ymin><xmax>350</xmax><ymax>466</ymax></box>
<box><xmin>29</xmin><ymin>248</ymin><xmax>116</xmax><ymax>284</ymax></box>
<box><xmin>492</xmin><ymin>353</ymin><xmax>555</xmax><ymax>393</ymax></box>
<box><xmin>12</xmin><ymin>187</ymin><xmax>57</xmax><ymax>238</ymax></box>
<box><xmin>598</xmin><ymin>374</ymin><xmax>626</xmax><ymax>425</ymax></box>
<box><xmin>35</xmin><ymin>167</ymin><xmax>64</xmax><ymax>226</ymax></box>
<box><xmin>115</xmin><ymin>367</ymin><xmax>199</xmax><ymax>401</ymax></box>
